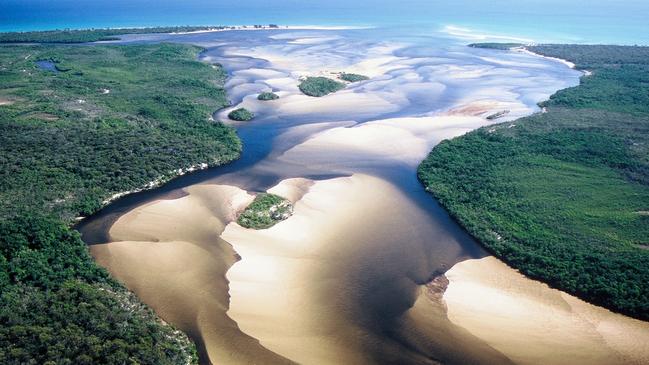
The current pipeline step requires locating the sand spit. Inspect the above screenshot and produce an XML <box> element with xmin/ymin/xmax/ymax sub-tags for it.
<box><xmin>443</xmin><ymin>257</ymin><xmax>649</xmax><ymax>365</ymax></box>
<box><xmin>222</xmin><ymin>174</ymin><xmax>513</xmax><ymax>365</ymax></box>
<box><xmin>278</xmin><ymin>116</ymin><xmax>490</xmax><ymax>170</ymax></box>
<box><xmin>91</xmin><ymin>184</ymin><xmax>295</xmax><ymax>365</ymax></box>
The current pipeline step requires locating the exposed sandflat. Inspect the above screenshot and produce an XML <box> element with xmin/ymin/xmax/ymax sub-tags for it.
<box><xmin>222</xmin><ymin>174</ymin><xmax>514</xmax><ymax>365</ymax></box>
<box><xmin>91</xmin><ymin>184</ymin><xmax>295</xmax><ymax>365</ymax></box>
<box><xmin>443</xmin><ymin>257</ymin><xmax>649</xmax><ymax>365</ymax></box>
<box><xmin>278</xmin><ymin>116</ymin><xmax>490</xmax><ymax>170</ymax></box>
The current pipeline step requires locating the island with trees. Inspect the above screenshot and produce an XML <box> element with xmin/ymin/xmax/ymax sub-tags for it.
<box><xmin>418</xmin><ymin>43</ymin><xmax>649</xmax><ymax>320</ymax></box>
<box><xmin>258</xmin><ymin>91</ymin><xmax>280</xmax><ymax>101</ymax></box>
<box><xmin>298</xmin><ymin>76</ymin><xmax>346</xmax><ymax>97</ymax></box>
<box><xmin>228</xmin><ymin>107</ymin><xmax>255</xmax><ymax>121</ymax></box>
<box><xmin>339</xmin><ymin>72</ymin><xmax>369</xmax><ymax>82</ymax></box>
<box><xmin>237</xmin><ymin>193</ymin><xmax>293</xmax><ymax>229</ymax></box>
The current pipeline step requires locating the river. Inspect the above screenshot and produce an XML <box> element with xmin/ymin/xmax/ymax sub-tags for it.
<box><xmin>77</xmin><ymin>27</ymin><xmax>649</xmax><ymax>365</ymax></box>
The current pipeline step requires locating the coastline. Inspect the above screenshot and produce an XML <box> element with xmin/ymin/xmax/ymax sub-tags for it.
<box><xmin>514</xmin><ymin>47</ymin><xmax>577</xmax><ymax>69</ymax></box>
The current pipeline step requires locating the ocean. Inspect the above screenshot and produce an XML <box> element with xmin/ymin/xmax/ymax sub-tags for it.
<box><xmin>1</xmin><ymin>0</ymin><xmax>648</xmax><ymax>45</ymax></box>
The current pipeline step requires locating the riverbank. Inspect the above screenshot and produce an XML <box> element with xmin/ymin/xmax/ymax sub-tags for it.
<box><xmin>418</xmin><ymin>44</ymin><xmax>649</xmax><ymax>320</ymax></box>
<box><xmin>443</xmin><ymin>257</ymin><xmax>649</xmax><ymax>365</ymax></box>
<box><xmin>0</xmin><ymin>43</ymin><xmax>241</xmax><ymax>364</ymax></box>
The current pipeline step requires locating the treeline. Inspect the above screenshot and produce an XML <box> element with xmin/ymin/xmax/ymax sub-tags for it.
<box><xmin>529</xmin><ymin>45</ymin><xmax>649</xmax><ymax>115</ymax></box>
<box><xmin>0</xmin><ymin>26</ymin><xmax>227</xmax><ymax>43</ymax></box>
<box><xmin>419</xmin><ymin>44</ymin><xmax>649</xmax><ymax>320</ymax></box>
<box><xmin>0</xmin><ymin>43</ymin><xmax>240</xmax><ymax>363</ymax></box>
<box><xmin>0</xmin><ymin>215</ymin><xmax>197</xmax><ymax>364</ymax></box>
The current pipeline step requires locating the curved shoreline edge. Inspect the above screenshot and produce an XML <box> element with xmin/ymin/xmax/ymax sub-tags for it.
<box><xmin>418</xmin><ymin>43</ymin><xmax>649</xmax><ymax>321</ymax></box>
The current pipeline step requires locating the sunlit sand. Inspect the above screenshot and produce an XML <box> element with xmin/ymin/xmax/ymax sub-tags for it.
<box><xmin>443</xmin><ymin>257</ymin><xmax>649</xmax><ymax>365</ymax></box>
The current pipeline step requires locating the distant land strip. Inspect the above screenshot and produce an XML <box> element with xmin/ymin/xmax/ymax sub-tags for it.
<box><xmin>0</xmin><ymin>24</ymin><xmax>282</xmax><ymax>43</ymax></box>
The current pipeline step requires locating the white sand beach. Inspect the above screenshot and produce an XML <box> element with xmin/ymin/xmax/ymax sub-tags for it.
<box><xmin>443</xmin><ymin>257</ymin><xmax>649</xmax><ymax>365</ymax></box>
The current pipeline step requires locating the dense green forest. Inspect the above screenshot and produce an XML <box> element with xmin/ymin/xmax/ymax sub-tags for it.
<box><xmin>0</xmin><ymin>26</ymin><xmax>227</xmax><ymax>43</ymax></box>
<box><xmin>298</xmin><ymin>76</ymin><xmax>346</xmax><ymax>97</ymax></box>
<box><xmin>0</xmin><ymin>43</ymin><xmax>240</xmax><ymax>363</ymax></box>
<box><xmin>237</xmin><ymin>193</ymin><xmax>293</xmax><ymax>229</ymax></box>
<box><xmin>419</xmin><ymin>44</ymin><xmax>649</xmax><ymax>320</ymax></box>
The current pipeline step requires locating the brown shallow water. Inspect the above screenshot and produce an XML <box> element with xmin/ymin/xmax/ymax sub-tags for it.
<box><xmin>79</xmin><ymin>27</ymin><xmax>648</xmax><ymax>365</ymax></box>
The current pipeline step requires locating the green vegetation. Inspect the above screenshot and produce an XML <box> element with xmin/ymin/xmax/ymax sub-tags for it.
<box><xmin>0</xmin><ymin>26</ymin><xmax>228</xmax><ymax>43</ymax></box>
<box><xmin>0</xmin><ymin>42</ymin><xmax>241</xmax><ymax>363</ymax></box>
<box><xmin>468</xmin><ymin>42</ymin><xmax>525</xmax><ymax>50</ymax></box>
<box><xmin>257</xmin><ymin>91</ymin><xmax>280</xmax><ymax>101</ymax></box>
<box><xmin>298</xmin><ymin>76</ymin><xmax>346</xmax><ymax>97</ymax></box>
<box><xmin>339</xmin><ymin>72</ymin><xmax>369</xmax><ymax>82</ymax></box>
<box><xmin>237</xmin><ymin>193</ymin><xmax>293</xmax><ymax>229</ymax></box>
<box><xmin>418</xmin><ymin>44</ymin><xmax>649</xmax><ymax>320</ymax></box>
<box><xmin>529</xmin><ymin>45</ymin><xmax>649</xmax><ymax>115</ymax></box>
<box><xmin>1</xmin><ymin>43</ymin><xmax>240</xmax><ymax>220</ymax></box>
<box><xmin>228</xmin><ymin>107</ymin><xmax>255</xmax><ymax>121</ymax></box>
<box><xmin>0</xmin><ymin>216</ymin><xmax>197</xmax><ymax>365</ymax></box>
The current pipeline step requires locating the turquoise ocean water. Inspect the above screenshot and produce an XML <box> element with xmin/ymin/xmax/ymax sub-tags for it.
<box><xmin>1</xmin><ymin>0</ymin><xmax>648</xmax><ymax>45</ymax></box>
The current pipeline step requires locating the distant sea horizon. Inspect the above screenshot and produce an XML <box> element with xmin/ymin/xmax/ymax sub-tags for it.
<box><xmin>2</xmin><ymin>0</ymin><xmax>648</xmax><ymax>45</ymax></box>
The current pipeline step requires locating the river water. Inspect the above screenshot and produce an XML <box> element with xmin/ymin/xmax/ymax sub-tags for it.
<box><xmin>79</xmin><ymin>27</ymin><xmax>582</xmax><ymax>364</ymax></box>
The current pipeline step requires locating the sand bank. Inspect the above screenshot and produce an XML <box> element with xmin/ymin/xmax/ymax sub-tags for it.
<box><xmin>443</xmin><ymin>257</ymin><xmax>649</xmax><ymax>365</ymax></box>
<box><xmin>222</xmin><ymin>174</ymin><xmax>514</xmax><ymax>365</ymax></box>
<box><xmin>278</xmin><ymin>116</ymin><xmax>490</xmax><ymax>170</ymax></box>
<box><xmin>91</xmin><ymin>184</ymin><xmax>294</xmax><ymax>365</ymax></box>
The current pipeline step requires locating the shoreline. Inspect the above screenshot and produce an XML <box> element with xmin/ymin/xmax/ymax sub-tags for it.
<box><xmin>418</xmin><ymin>43</ymin><xmax>649</xmax><ymax>322</ymax></box>
<box><xmin>442</xmin><ymin>257</ymin><xmax>649</xmax><ymax>365</ymax></box>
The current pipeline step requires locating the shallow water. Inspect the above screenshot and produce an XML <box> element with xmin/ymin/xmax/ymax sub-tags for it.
<box><xmin>80</xmin><ymin>27</ymin><xmax>581</xmax><ymax>364</ymax></box>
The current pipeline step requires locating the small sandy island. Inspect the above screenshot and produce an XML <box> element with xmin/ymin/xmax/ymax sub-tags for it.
<box><xmin>443</xmin><ymin>257</ymin><xmax>649</xmax><ymax>365</ymax></box>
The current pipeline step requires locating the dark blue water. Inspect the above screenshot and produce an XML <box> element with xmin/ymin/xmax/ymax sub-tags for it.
<box><xmin>1</xmin><ymin>0</ymin><xmax>648</xmax><ymax>45</ymax></box>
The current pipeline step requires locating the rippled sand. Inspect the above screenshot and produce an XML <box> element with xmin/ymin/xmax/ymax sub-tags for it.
<box><xmin>443</xmin><ymin>257</ymin><xmax>649</xmax><ymax>365</ymax></box>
